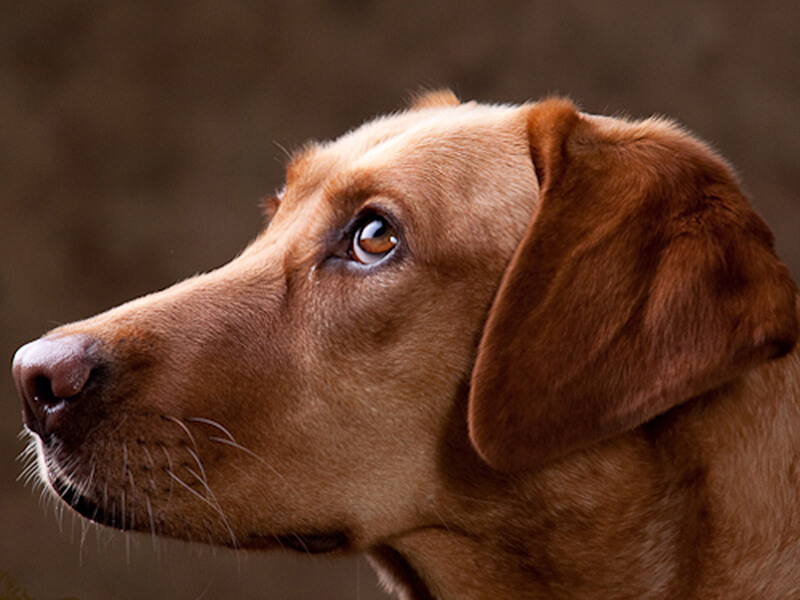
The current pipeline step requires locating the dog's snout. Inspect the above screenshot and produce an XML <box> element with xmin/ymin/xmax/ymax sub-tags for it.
<box><xmin>12</xmin><ymin>334</ymin><xmax>100</xmax><ymax>440</ymax></box>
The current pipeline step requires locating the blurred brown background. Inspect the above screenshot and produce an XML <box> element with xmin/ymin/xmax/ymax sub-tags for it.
<box><xmin>1</xmin><ymin>1</ymin><xmax>799</xmax><ymax>599</ymax></box>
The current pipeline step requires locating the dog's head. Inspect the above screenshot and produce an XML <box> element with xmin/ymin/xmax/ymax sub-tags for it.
<box><xmin>12</xmin><ymin>92</ymin><xmax>798</xmax><ymax>554</ymax></box>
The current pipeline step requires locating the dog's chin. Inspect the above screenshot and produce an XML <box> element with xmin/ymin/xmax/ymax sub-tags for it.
<box><xmin>47</xmin><ymin>473</ymin><xmax>352</xmax><ymax>555</ymax></box>
<box><xmin>49</xmin><ymin>476</ymin><xmax>127</xmax><ymax>529</ymax></box>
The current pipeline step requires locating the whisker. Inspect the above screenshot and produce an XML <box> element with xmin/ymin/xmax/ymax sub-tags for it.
<box><xmin>122</xmin><ymin>442</ymin><xmax>129</xmax><ymax>472</ymax></box>
<box><xmin>52</xmin><ymin>490</ymin><xmax>65</xmax><ymax>532</ymax></box>
<box><xmin>127</xmin><ymin>472</ymin><xmax>137</xmax><ymax>531</ymax></box>
<box><xmin>272</xmin><ymin>139</ymin><xmax>293</xmax><ymax>162</ymax></box>
<box><xmin>166</xmin><ymin>416</ymin><xmax>198</xmax><ymax>449</ymax></box>
<box><xmin>140</xmin><ymin>444</ymin><xmax>159</xmax><ymax>491</ymax></box>
<box><xmin>127</xmin><ymin>469</ymin><xmax>137</xmax><ymax>499</ymax></box>
<box><xmin>291</xmin><ymin>532</ymin><xmax>311</xmax><ymax>555</ymax></box>
<box><xmin>145</xmin><ymin>496</ymin><xmax>158</xmax><ymax>553</ymax></box>
<box><xmin>69</xmin><ymin>505</ymin><xmax>77</xmax><ymax>545</ymax></box>
<box><xmin>431</xmin><ymin>506</ymin><xmax>453</xmax><ymax>534</ymax></box>
<box><xmin>141</xmin><ymin>443</ymin><xmax>155</xmax><ymax>466</ymax></box>
<box><xmin>165</xmin><ymin>470</ymin><xmax>238</xmax><ymax>547</ymax></box>
<box><xmin>79</xmin><ymin>517</ymin><xmax>90</xmax><ymax>564</ymax></box>
<box><xmin>193</xmin><ymin>577</ymin><xmax>215</xmax><ymax>600</ymax></box>
<box><xmin>17</xmin><ymin>460</ymin><xmax>40</xmax><ymax>486</ymax></box>
<box><xmin>80</xmin><ymin>460</ymin><xmax>96</xmax><ymax>499</ymax></box>
<box><xmin>95</xmin><ymin>516</ymin><xmax>102</xmax><ymax>549</ymax></box>
<box><xmin>17</xmin><ymin>427</ymin><xmax>38</xmax><ymax>441</ymax></box>
<box><xmin>207</xmin><ymin>436</ymin><xmax>286</xmax><ymax>483</ymax></box>
<box><xmin>185</xmin><ymin>417</ymin><xmax>236</xmax><ymax>442</ymax></box>
<box><xmin>184</xmin><ymin>466</ymin><xmax>239</xmax><ymax>550</ymax></box>
<box><xmin>121</xmin><ymin>488</ymin><xmax>126</xmax><ymax>531</ymax></box>
<box><xmin>185</xmin><ymin>447</ymin><xmax>209</xmax><ymax>485</ymax></box>
<box><xmin>15</xmin><ymin>438</ymin><xmax>38</xmax><ymax>460</ymax></box>
<box><xmin>16</xmin><ymin>456</ymin><xmax>37</xmax><ymax>480</ymax></box>
<box><xmin>448</xmin><ymin>492</ymin><xmax>498</xmax><ymax>506</ymax></box>
<box><xmin>157</xmin><ymin>443</ymin><xmax>176</xmax><ymax>498</ymax></box>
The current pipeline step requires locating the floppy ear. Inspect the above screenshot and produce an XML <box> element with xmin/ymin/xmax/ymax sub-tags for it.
<box><xmin>468</xmin><ymin>98</ymin><xmax>799</xmax><ymax>472</ymax></box>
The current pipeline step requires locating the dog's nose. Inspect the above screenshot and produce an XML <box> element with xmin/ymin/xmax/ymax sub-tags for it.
<box><xmin>12</xmin><ymin>335</ymin><xmax>100</xmax><ymax>440</ymax></box>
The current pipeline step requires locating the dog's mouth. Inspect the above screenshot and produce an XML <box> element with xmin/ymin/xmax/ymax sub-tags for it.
<box><xmin>275</xmin><ymin>531</ymin><xmax>351</xmax><ymax>554</ymax></box>
<box><xmin>50</xmin><ymin>476</ymin><xmax>126</xmax><ymax>529</ymax></box>
<box><xmin>34</xmin><ymin>437</ymin><xmax>353</xmax><ymax>555</ymax></box>
<box><xmin>49</xmin><ymin>471</ymin><xmax>351</xmax><ymax>554</ymax></box>
<box><xmin>242</xmin><ymin>530</ymin><xmax>352</xmax><ymax>554</ymax></box>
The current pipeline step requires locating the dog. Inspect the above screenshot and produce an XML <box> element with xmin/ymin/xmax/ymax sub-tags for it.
<box><xmin>12</xmin><ymin>90</ymin><xmax>800</xmax><ymax>599</ymax></box>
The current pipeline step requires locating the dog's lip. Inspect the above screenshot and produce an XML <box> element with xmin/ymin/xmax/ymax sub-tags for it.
<box><xmin>50</xmin><ymin>477</ymin><xmax>125</xmax><ymax>529</ymax></box>
<box><xmin>245</xmin><ymin>530</ymin><xmax>351</xmax><ymax>554</ymax></box>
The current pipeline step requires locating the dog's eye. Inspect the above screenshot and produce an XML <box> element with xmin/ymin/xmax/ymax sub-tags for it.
<box><xmin>351</xmin><ymin>217</ymin><xmax>398</xmax><ymax>265</ymax></box>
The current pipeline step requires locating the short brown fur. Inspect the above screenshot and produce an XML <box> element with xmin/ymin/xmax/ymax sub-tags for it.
<box><xmin>15</xmin><ymin>92</ymin><xmax>800</xmax><ymax>599</ymax></box>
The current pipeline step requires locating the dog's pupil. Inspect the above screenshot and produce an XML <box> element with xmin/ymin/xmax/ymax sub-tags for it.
<box><xmin>358</xmin><ymin>219</ymin><xmax>396</xmax><ymax>254</ymax></box>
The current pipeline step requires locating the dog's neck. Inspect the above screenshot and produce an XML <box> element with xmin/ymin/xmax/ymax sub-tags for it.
<box><xmin>370</xmin><ymin>348</ymin><xmax>800</xmax><ymax>600</ymax></box>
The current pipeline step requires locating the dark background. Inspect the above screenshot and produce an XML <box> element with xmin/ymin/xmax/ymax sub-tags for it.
<box><xmin>2</xmin><ymin>1</ymin><xmax>799</xmax><ymax>599</ymax></box>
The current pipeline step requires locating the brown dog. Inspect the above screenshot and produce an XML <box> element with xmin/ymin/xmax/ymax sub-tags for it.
<box><xmin>12</xmin><ymin>90</ymin><xmax>800</xmax><ymax>599</ymax></box>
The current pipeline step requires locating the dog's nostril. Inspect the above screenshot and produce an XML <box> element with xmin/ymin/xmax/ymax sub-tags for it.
<box><xmin>33</xmin><ymin>374</ymin><xmax>59</xmax><ymax>405</ymax></box>
<box><xmin>12</xmin><ymin>334</ymin><xmax>101</xmax><ymax>439</ymax></box>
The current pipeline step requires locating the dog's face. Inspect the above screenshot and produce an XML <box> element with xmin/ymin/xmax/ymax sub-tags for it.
<box><xmin>15</xmin><ymin>95</ymin><xmax>537</xmax><ymax>552</ymax></box>
<box><xmin>15</xmin><ymin>91</ymin><xmax>798</xmax><ymax>580</ymax></box>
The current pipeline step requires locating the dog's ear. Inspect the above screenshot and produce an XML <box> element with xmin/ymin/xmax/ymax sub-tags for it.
<box><xmin>409</xmin><ymin>89</ymin><xmax>460</xmax><ymax>110</ymax></box>
<box><xmin>260</xmin><ymin>194</ymin><xmax>281</xmax><ymax>227</ymax></box>
<box><xmin>468</xmin><ymin>98</ymin><xmax>799</xmax><ymax>472</ymax></box>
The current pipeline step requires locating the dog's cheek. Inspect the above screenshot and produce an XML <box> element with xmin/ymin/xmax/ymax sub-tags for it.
<box><xmin>285</xmin><ymin>270</ymin><xmax>482</xmax><ymax>463</ymax></box>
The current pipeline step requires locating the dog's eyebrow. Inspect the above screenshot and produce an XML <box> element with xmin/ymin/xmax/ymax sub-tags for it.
<box><xmin>286</xmin><ymin>145</ymin><xmax>320</xmax><ymax>187</ymax></box>
<box><xmin>321</xmin><ymin>171</ymin><xmax>394</xmax><ymax>219</ymax></box>
<box><xmin>325</xmin><ymin>170</ymin><xmax>379</xmax><ymax>201</ymax></box>
<box><xmin>285</xmin><ymin>144</ymin><xmax>400</xmax><ymax>221</ymax></box>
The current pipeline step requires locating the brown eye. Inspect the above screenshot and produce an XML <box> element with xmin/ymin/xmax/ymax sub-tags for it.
<box><xmin>351</xmin><ymin>217</ymin><xmax>398</xmax><ymax>265</ymax></box>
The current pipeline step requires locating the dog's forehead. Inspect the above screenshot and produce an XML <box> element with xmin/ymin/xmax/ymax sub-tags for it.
<box><xmin>332</xmin><ymin>101</ymin><xmax>521</xmax><ymax>156</ymax></box>
<box><xmin>285</xmin><ymin>102</ymin><xmax>525</xmax><ymax>196</ymax></box>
